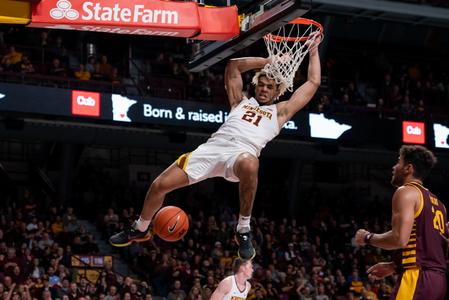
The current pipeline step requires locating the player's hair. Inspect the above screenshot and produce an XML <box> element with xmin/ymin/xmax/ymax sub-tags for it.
<box><xmin>399</xmin><ymin>145</ymin><xmax>437</xmax><ymax>180</ymax></box>
<box><xmin>252</xmin><ymin>70</ymin><xmax>287</xmax><ymax>97</ymax></box>
<box><xmin>232</xmin><ymin>258</ymin><xmax>249</xmax><ymax>274</ymax></box>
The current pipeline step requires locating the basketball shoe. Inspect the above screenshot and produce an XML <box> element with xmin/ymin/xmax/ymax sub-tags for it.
<box><xmin>109</xmin><ymin>222</ymin><xmax>152</xmax><ymax>247</ymax></box>
<box><xmin>235</xmin><ymin>230</ymin><xmax>256</xmax><ymax>260</ymax></box>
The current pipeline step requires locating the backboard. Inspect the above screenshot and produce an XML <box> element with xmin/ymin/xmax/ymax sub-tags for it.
<box><xmin>188</xmin><ymin>0</ymin><xmax>310</xmax><ymax>72</ymax></box>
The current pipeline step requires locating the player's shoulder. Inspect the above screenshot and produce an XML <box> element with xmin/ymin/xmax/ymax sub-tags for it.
<box><xmin>220</xmin><ymin>276</ymin><xmax>233</xmax><ymax>289</ymax></box>
<box><xmin>274</xmin><ymin>99</ymin><xmax>287</xmax><ymax>110</ymax></box>
<box><xmin>397</xmin><ymin>183</ymin><xmax>422</xmax><ymax>193</ymax></box>
<box><xmin>394</xmin><ymin>184</ymin><xmax>422</xmax><ymax>202</ymax></box>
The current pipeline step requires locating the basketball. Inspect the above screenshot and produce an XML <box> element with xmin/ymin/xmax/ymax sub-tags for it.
<box><xmin>153</xmin><ymin>206</ymin><xmax>189</xmax><ymax>242</ymax></box>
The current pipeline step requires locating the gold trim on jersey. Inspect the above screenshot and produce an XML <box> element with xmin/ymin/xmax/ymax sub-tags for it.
<box><xmin>408</xmin><ymin>181</ymin><xmax>426</xmax><ymax>189</ymax></box>
<box><xmin>402</xmin><ymin>220</ymin><xmax>417</xmax><ymax>266</ymax></box>
<box><xmin>402</xmin><ymin>250</ymin><xmax>416</xmax><ymax>257</ymax></box>
<box><xmin>177</xmin><ymin>152</ymin><xmax>192</xmax><ymax>170</ymax></box>
<box><xmin>402</xmin><ymin>256</ymin><xmax>417</xmax><ymax>265</ymax></box>
<box><xmin>405</xmin><ymin>243</ymin><xmax>416</xmax><ymax>249</ymax></box>
<box><xmin>404</xmin><ymin>182</ymin><xmax>424</xmax><ymax>218</ymax></box>
<box><xmin>395</xmin><ymin>268</ymin><xmax>420</xmax><ymax>299</ymax></box>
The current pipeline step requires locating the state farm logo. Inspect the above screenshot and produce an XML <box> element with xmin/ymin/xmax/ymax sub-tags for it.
<box><xmin>49</xmin><ymin>0</ymin><xmax>178</xmax><ymax>24</ymax></box>
<box><xmin>50</xmin><ymin>0</ymin><xmax>79</xmax><ymax>20</ymax></box>
<box><xmin>402</xmin><ymin>121</ymin><xmax>425</xmax><ymax>144</ymax></box>
<box><xmin>72</xmin><ymin>90</ymin><xmax>100</xmax><ymax>117</ymax></box>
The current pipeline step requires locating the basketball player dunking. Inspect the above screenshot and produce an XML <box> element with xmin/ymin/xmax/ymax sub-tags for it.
<box><xmin>110</xmin><ymin>34</ymin><xmax>322</xmax><ymax>260</ymax></box>
<box><xmin>355</xmin><ymin>145</ymin><xmax>448</xmax><ymax>300</ymax></box>
<box><xmin>211</xmin><ymin>258</ymin><xmax>252</xmax><ymax>300</ymax></box>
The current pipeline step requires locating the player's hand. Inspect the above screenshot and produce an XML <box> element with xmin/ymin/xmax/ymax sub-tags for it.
<box><xmin>306</xmin><ymin>31</ymin><xmax>322</xmax><ymax>55</ymax></box>
<box><xmin>367</xmin><ymin>262</ymin><xmax>395</xmax><ymax>280</ymax></box>
<box><xmin>355</xmin><ymin>229</ymin><xmax>370</xmax><ymax>246</ymax></box>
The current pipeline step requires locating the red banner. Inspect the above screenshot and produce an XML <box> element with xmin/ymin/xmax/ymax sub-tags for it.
<box><xmin>28</xmin><ymin>0</ymin><xmax>239</xmax><ymax>40</ymax></box>
<box><xmin>403</xmin><ymin>121</ymin><xmax>425</xmax><ymax>144</ymax></box>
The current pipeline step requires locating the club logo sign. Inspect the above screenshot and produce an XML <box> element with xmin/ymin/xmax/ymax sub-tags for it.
<box><xmin>72</xmin><ymin>90</ymin><xmax>100</xmax><ymax>117</ymax></box>
<box><xmin>402</xmin><ymin>121</ymin><xmax>425</xmax><ymax>144</ymax></box>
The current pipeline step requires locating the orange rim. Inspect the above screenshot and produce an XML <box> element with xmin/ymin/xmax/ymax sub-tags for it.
<box><xmin>265</xmin><ymin>17</ymin><xmax>323</xmax><ymax>42</ymax></box>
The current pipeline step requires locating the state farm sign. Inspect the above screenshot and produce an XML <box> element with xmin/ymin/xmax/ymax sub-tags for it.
<box><xmin>29</xmin><ymin>0</ymin><xmax>239</xmax><ymax>40</ymax></box>
<box><xmin>31</xmin><ymin>0</ymin><xmax>193</xmax><ymax>36</ymax></box>
<box><xmin>50</xmin><ymin>0</ymin><xmax>178</xmax><ymax>24</ymax></box>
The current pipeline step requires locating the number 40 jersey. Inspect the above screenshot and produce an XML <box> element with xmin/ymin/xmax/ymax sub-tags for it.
<box><xmin>394</xmin><ymin>181</ymin><xmax>448</xmax><ymax>272</ymax></box>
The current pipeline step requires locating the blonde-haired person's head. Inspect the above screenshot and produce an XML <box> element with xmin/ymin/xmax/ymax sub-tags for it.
<box><xmin>252</xmin><ymin>71</ymin><xmax>286</xmax><ymax>104</ymax></box>
<box><xmin>252</xmin><ymin>70</ymin><xmax>287</xmax><ymax>99</ymax></box>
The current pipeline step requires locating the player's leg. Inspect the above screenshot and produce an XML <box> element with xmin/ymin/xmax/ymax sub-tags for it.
<box><xmin>233</xmin><ymin>152</ymin><xmax>259</xmax><ymax>260</ymax></box>
<box><xmin>109</xmin><ymin>162</ymin><xmax>189</xmax><ymax>247</ymax></box>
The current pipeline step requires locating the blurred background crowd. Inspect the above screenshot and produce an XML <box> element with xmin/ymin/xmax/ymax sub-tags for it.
<box><xmin>1</xmin><ymin>179</ymin><xmax>395</xmax><ymax>300</ymax></box>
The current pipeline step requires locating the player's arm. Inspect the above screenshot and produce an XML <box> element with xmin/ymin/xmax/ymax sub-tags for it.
<box><xmin>210</xmin><ymin>277</ymin><xmax>232</xmax><ymax>300</ymax></box>
<box><xmin>276</xmin><ymin>35</ymin><xmax>321</xmax><ymax>126</ymax></box>
<box><xmin>361</xmin><ymin>187</ymin><xmax>418</xmax><ymax>250</ymax></box>
<box><xmin>225</xmin><ymin>57</ymin><xmax>270</xmax><ymax>109</ymax></box>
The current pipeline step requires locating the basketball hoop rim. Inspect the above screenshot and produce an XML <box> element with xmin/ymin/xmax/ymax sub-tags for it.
<box><xmin>264</xmin><ymin>17</ymin><xmax>323</xmax><ymax>43</ymax></box>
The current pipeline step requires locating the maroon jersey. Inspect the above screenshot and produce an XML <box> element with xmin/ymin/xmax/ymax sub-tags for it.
<box><xmin>394</xmin><ymin>181</ymin><xmax>448</xmax><ymax>273</ymax></box>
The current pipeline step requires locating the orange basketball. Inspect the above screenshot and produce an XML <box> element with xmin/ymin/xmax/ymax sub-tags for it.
<box><xmin>153</xmin><ymin>206</ymin><xmax>189</xmax><ymax>242</ymax></box>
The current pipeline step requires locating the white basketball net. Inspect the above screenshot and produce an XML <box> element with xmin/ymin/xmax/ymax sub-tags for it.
<box><xmin>262</xmin><ymin>20</ymin><xmax>322</xmax><ymax>95</ymax></box>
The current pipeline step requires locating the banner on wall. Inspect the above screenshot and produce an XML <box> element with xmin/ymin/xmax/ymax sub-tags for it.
<box><xmin>402</xmin><ymin>121</ymin><xmax>425</xmax><ymax>144</ymax></box>
<box><xmin>1</xmin><ymin>82</ymin><xmax>447</xmax><ymax>149</ymax></box>
<box><xmin>28</xmin><ymin>0</ymin><xmax>239</xmax><ymax>40</ymax></box>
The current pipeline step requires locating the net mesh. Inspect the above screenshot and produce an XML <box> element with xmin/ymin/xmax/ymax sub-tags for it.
<box><xmin>262</xmin><ymin>19</ymin><xmax>322</xmax><ymax>95</ymax></box>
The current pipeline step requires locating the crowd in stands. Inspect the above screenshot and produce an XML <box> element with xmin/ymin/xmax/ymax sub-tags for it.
<box><xmin>0</xmin><ymin>187</ymin><xmax>158</xmax><ymax>300</ymax></box>
<box><xmin>0</xmin><ymin>28</ymin><xmax>124</xmax><ymax>94</ymax></box>
<box><xmin>94</xmin><ymin>179</ymin><xmax>396</xmax><ymax>300</ymax></box>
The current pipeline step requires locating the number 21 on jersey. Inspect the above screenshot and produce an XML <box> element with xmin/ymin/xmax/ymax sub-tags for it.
<box><xmin>241</xmin><ymin>111</ymin><xmax>262</xmax><ymax>126</ymax></box>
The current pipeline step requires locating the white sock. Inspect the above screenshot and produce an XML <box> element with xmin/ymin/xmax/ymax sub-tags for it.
<box><xmin>236</xmin><ymin>215</ymin><xmax>251</xmax><ymax>233</ymax></box>
<box><xmin>135</xmin><ymin>216</ymin><xmax>151</xmax><ymax>232</ymax></box>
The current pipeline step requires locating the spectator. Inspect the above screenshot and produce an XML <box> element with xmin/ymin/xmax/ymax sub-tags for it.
<box><xmin>38</xmin><ymin>232</ymin><xmax>54</xmax><ymax>250</ymax></box>
<box><xmin>85</xmin><ymin>56</ymin><xmax>97</xmax><ymax>74</ymax></box>
<box><xmin>51</xmin><ymin>216</ymin><xmax>64</xmax><ymax>235</ymax></box>
<box><xmin>98</xmin><ymin>55</ymin><xmax>113</xmax><ymax>79</ymax></box>
<box><xmin>2</xmin><ymin>46</ymin><xmax>22</xmax><ymax>65</ymax></box>
<box><xmin>167</xmin><ymin>280</ymin><xmax>187</xmax><ymax>300</ymax></box>
<box><xmin>110</xmin><ymin>67</ymin><xmax>121</xmax><ymax>85</ymax></box>
<box><xmin>19</xmin><ymin>55</ymin><xmax>35</xmax><ymax>74</ymax></box>
<box><xmin>105</xmin><ymin>285</ymin><xmax>119</xmax><ymax>300</ymax></box>
<box><xmin>48</xmin><ymin>58</ymin><xmax>66</xmax><ymax>77</ymax></box>
<box><xmin>74</xmin><ymin>64</ymin><xmax>91</xmax><ymax>81</ymax></box>
<box><xmin>62</xmin><ymin>207</ymin><xmax>78</xmax><ymax>232</ymax></box>
<box><xmin>103</xmin><ymin>208</ymin><xmax>119</xmax><ymax>236</ymax></box>
<box><xmin>0</xmin><ymin>56</ymin><xmax>13</xmax><ymax>72</ymax></box>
